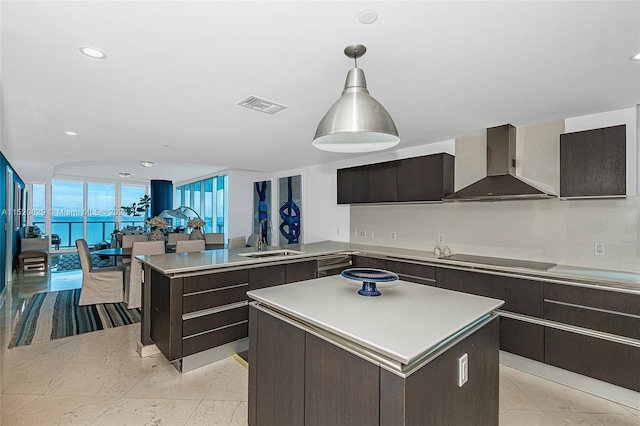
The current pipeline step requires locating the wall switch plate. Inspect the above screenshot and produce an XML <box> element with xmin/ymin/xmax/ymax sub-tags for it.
<box><xmin>594</xmin><ymin>242</ymin><xmax>606</xmax><ymax>256</ymax></box>
<box><xmin>458</xmin><ymin>353</ymin><xmax>468</xmax><ymax>387</ymax></box>
<box><xmin>438</xmin><ymin>234</ymin><xmax>445</xmax><ymax>243</ymax></box>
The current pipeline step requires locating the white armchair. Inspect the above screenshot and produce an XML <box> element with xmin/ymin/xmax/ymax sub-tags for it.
<box><xmin>76</xmin><ymin>239</ymin><xmax>126</xmax><ymax>306</ymax></box>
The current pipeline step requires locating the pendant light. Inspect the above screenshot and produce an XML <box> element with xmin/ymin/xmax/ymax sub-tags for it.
<box><xmin>313</xmin><ymin>44</ymin><xmax>399</xmax><ymax>153</ymax></box>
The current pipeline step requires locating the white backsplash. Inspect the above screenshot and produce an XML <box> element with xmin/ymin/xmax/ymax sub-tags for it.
<box><xmin>350</xmin><ymin>196</ymin><xmax>640</xmax><ymax>272</ymax></box>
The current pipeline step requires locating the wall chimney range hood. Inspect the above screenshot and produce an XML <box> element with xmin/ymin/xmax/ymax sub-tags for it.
<box><xmin>444</xmin><ymin>124</ymin><xmax>557</xmax><ymax>202</ymax></box>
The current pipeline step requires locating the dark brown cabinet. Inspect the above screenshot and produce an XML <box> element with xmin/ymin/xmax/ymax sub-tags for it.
<box><xmin>543</xmin><ymin>282</ymin><xmax>640</xmax><ymax>391</ymax></box>
<box><xmin>396</xmin><ymin>154</ymin><xmax>455</xmax><ymax>202</ymax></box>
<box><xmin>249</xmin><ymin>305</ymin><xmax>500</xmax><ymax>426</ymax></box>
<box><xmin>560</xmin><ymin>124</ymin><xmax>626</xmax><ymax>197</ymax></box>
<box><xmin>435</xmin><ymin>267</ymin><xmax>544</xmax><ymax>360</ymax></box>
<box><xmin>337</xmin><ymin>165</ymin><xmax>368</xmax><ymax>204</ymax></box>
<box><xmin>436</xmin><ymin>268</ymin><xmax>543</xmax><ymax>318</ymax></box>
<box><xmin>352</xmin><ymin>254</ymin><xmax>387</xmax><ymax>269</ymax></box>
<box><xmin>545</xmin><ymin>328</ymin><xmax>640</xmax><ymax>392</ymax></box>
<box><xmin>337</xmin><ymin>153</ymin><xmax>454</xmax><ymax>204</ymax></box>
<box><xmin>367</xmin><ymin>161</ymin><xmax>396</xmax><ymax>203</ymax></box>
<box><xmin>352</xmin><ymin>255</ymin><xmax>436</xmax><ymax>286</ymax></box>
<box><xmin>544</xmin><ymin>282</ymin><xmax>640</xmax><ymax>340</ymax></box>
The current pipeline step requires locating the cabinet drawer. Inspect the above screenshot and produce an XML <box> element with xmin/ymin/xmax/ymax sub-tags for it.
<box><xmin>545</xmin><ymin>327</ymin><xmax>640</xmax><ymax>392</ymax></box>
<box><xmin>436</xmin><ymin>268</ymin><xmax>543</xmax><ymax>318</ymax></box>
<box><xmin>183</xmin><ymin>305</ymin><xmax>249</xmax><ymax>338</ymax></box>
<box><xmin>544</xmin><ymin>283</ymin><xmax>640</xmax><ymax>316</ymax></box>
<box><xmin>286</xmin><ymin>260</ymin><xmax>318</xmax><ymax>284</ymax></box>
<box><xmin>387</xmin><ymin>260</ymin><xmax>435</xmax><ymax>284</ymax></box>
<box><xmin>183</xmin><ymin>284</ymin><xmax>248</xmax><ymax>314</ymax></box>
<box><xmin>249</xmin><ymin>264</ymin><xmax>286</xmax><ymax>291</ymax></box>
<box><xmin>352</xmin><ymin>255</ymin><xmax>387</xmax><ymax>269</ymax></box>
<box><xmin>183</xmin><ymin>269</ymin><xmax>248</xmax><ymax>294</ymax></box>
<box><xmin>182</xmin><ymin>321</ymin><xmax>248</xmax><ymax>357</ymax></box>
<box><xmin>544</xmin><ymin>301</ymin><xmax>640</xmax><ymax>340</ymax></box>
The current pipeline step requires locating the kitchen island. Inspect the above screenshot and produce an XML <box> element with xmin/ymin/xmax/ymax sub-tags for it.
<box><xmin>136</xmin><ymin>240</ymin><xmax>640</xmax><ymax>409</ymax></box>
<box><xmin>247</xmin><ymin>276</ymin><xmax>504</xmax><ymax>426</ymax></box>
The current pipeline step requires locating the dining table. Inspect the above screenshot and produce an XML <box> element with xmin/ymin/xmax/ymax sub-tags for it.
<box><xmin>94</xmin><ymin>247</ymin><xmax>132</xmax><ymax>266</ymax></box>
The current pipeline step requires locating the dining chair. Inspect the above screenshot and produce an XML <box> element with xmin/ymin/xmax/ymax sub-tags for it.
<box><xmin>76</xmin><ymin>239</ymin><xmax>126</xmax><ymax>306</ymax></box>
<box><xmin>167</xmin><ymin>232</ymin><xmax>190</xmax><ymax>248</ymax></box>
<box><xmin>175</xmin><ymin>239</ymin><xmax>205</xmax><ymax>253</ymax></box>
<box><xmin>204</xmin><ymin>233</ymin><xmax>225</xmax><ymax>245</ymax></box>
<box><xmin>121</xmin><ymin>234</ymin><xmax>148</xmax><ymax>264</ymax></box>
<box><xmin>125</xmin><ymin>241</ymin><xmax>165</xmax><ymax>309</ymax></box>
<box><xmin>246</xmin><ymin>234</ymin><xmax>260</xmax><ymax>248</ymax></box>
<box><xmin>227</xmin><ymin>236</ymin><xmax>247</xmax><ymax>249</ymax></box>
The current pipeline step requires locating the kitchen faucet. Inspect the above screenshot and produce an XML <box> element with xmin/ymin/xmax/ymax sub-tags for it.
<box><xmin>257</xmin><ymin>218</ymin><xmax>272</xmax><ymax>252</ymax></box>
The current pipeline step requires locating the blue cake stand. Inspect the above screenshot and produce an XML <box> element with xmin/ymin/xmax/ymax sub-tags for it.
<box><xmin>341</xmin><ymin>268</ymin><xmax>399</xmax><ymax>297</ymax></box>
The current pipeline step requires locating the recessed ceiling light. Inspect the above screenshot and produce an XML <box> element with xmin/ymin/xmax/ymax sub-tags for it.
<box><xmin>139</xmin><ymin>161</ymin><xmax>155</xmax><ymax>168</ymax></box>
<box><xmin>65</xmin><ymin>131</ymin><xmax>77</xmax><ymax>136</ymax></box>
<box><xmin>359</xmin><ymin>10</ymin><xmax>378</xmax><ymax>24</ymax></box>
<box><xmin>119</xmin><ymin>172</ymin><xmax>131</xmax><ymax>178</ymax></box>
<box><xmin>79</xmin><ymin>46</ymin><xmax>107</xmax><ymax>59</ymax></box>
<box><xmin>630</xmin><ymin>51</ymin><xmax>640</xmax><ymax>61</ymax></box>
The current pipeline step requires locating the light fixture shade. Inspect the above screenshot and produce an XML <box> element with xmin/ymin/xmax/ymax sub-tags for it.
<box><xmin>313</xmin><ymin>68</ymin><xmax>399</xmax><ymax>153</ymax></box>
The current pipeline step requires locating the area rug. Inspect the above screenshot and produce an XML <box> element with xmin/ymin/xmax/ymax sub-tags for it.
<box><xmin>8</xmin><ymin>289</ymin><xmax>140</xmax><ymax>348</ymax></box>
<box><xmin>55</xmin><ymin>253</ymin><xmax>113</xmax><ymax>272</ymax></box>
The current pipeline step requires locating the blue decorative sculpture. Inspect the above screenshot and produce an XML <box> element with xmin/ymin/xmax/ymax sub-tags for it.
<box><xmin>279</xmin><ymin>176</ymin><xmax>300</xmax><ymax>244</ymax></box>
<box><xmin>255</xmin><ymin>181</ymin><xmax>269</xmax><ymax>244</ymax></box>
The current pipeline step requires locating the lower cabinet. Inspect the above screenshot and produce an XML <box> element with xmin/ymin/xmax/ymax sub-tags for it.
<box><xmin>249</xmin><ymin>306</ymin><xmax>500</xmax><ymax>426</ymax></box>
<box><xmin>545</xmin><ymin>327</ymin><xmax>640</xmax><ymax>392</ymax></box>
<box><xmin>352</xmin><ymin>255</ymin><xmax>436</xmax><ymax>286</ymax></box>
<box><xmin>499</xmin><ymin>317</ymin><xmax>544</xmax><ymax>362</ymax></box>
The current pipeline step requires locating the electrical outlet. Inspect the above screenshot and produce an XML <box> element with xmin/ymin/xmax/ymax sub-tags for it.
<box><xmin>594</xmin><ymin>242</ymin><xmax>606</xmax><ymax>256</ymax></box>
<box><xmin>358</xmin><ymin>230</ymin><xmax>366</xmax><ymax>238</ymax></box>
<box><xmin>458</xmin><ymin>353</ymin><xmax>468</xmax><ymax>387</ymax></box>
<box><xmin>391</xmin><ymin>232</ymin><xmax>397</xmax><ymax>240</ymax></box>
<box><xmin>438</xmin><ymin>234</ymin><xmax>445</xmax><ymax>243</ymax></box>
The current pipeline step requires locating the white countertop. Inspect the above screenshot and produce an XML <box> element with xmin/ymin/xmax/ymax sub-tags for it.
<box><xmin>247</xmin><ymin>276</ymin><xmax>504</xmax><ymax>365</ymax></box>
<box><xmin>137</xmin><ymin>240</ymin><xmax>640</xmax><ymax>293</ymax></box>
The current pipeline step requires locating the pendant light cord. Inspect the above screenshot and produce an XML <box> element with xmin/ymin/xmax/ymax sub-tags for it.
<box><xmin>354</xmin><ymin>48</ymin><xmax>358</xmax><ymax>68</ymax></box>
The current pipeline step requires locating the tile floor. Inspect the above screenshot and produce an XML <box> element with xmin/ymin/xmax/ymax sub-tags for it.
<box><xmin>1</xmin><ymin>270</ymin><xmax>639</xmax><ymax>425</ymax></box>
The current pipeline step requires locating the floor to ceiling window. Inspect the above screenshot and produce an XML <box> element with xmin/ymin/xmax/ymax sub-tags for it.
<box><xmin>51</xmin><ymin>180</ymin><xmax>84</xmax><ymax>249</ymax></box>
<box><xmin>38</xmin><ymin>180</ymin><xmax>149</xmax><ymax>250</ymax></box>
<box><xmin>175</xmin><ymin>175</ymin><xmax>227</xmax><ymax>234</ymax></box>
<box><xmin>31</xmin><ymin>183</ymin><xmax>46</xmax><ymax>234</ymax></box>
<box><xmin>86</xmin><ymin>182</ymin><xmax>116</xmax><ymax>246</ymax></box>
<box><xmin>121</xmin><ymin>184</ymin><xmax>148</xmax><ymax>229</ymax></box>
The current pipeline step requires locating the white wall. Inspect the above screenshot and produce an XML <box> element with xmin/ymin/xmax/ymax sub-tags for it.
<box><xmin>350</xmin><ymin>107</ymin><xmax>640</xmax><ymax>272</ymax></box>
<box><xmin>271</xmin><ymin>140</ymin><xmax>455</xmax><ymax>244</ymax></box>
<box><xmin>226</xmin><ymin>169</ymin><xmax>272</xmax><ymax>241</ymax></box>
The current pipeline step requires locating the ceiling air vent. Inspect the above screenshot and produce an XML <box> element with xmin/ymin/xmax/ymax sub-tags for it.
<box><xmin>237</xmin><ymin>96</ymin><xmax>287</xmax><ymax>115</ymax></box>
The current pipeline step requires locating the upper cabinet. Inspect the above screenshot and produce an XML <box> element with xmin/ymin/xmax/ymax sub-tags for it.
<box><xmin>560</xmin><ymin>125</ymin><xmax>626</xmax><ymax>198</ymax></box>
<box><xmin>337</xmin><ymin>153</ymin><xmax>454</xmax><ymax>204</ymax></box>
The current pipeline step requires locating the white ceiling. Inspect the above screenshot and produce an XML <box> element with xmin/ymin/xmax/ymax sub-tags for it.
<box><xmin>2</xmin><ymin>1</ymin><xmax>639</xmax><ymax>184</ymax></box>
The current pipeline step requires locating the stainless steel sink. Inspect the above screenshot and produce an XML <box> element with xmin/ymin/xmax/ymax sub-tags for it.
<box><xmin>237</xmin><ymin>249</ymin><xmax>305</xmax><ymax>259</ymax></box>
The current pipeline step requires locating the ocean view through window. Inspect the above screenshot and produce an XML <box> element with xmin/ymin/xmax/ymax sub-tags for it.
<box><xmin>31</xmin><ymin>180</ymin><xmax>149</xmax><ymax>249</ymax></box>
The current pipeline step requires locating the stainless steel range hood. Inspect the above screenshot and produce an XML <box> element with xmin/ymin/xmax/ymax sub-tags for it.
<box><xmin>444</xmin><ymin>124</ymin><xmax>557</xmax><ymax>202</ymax></box>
